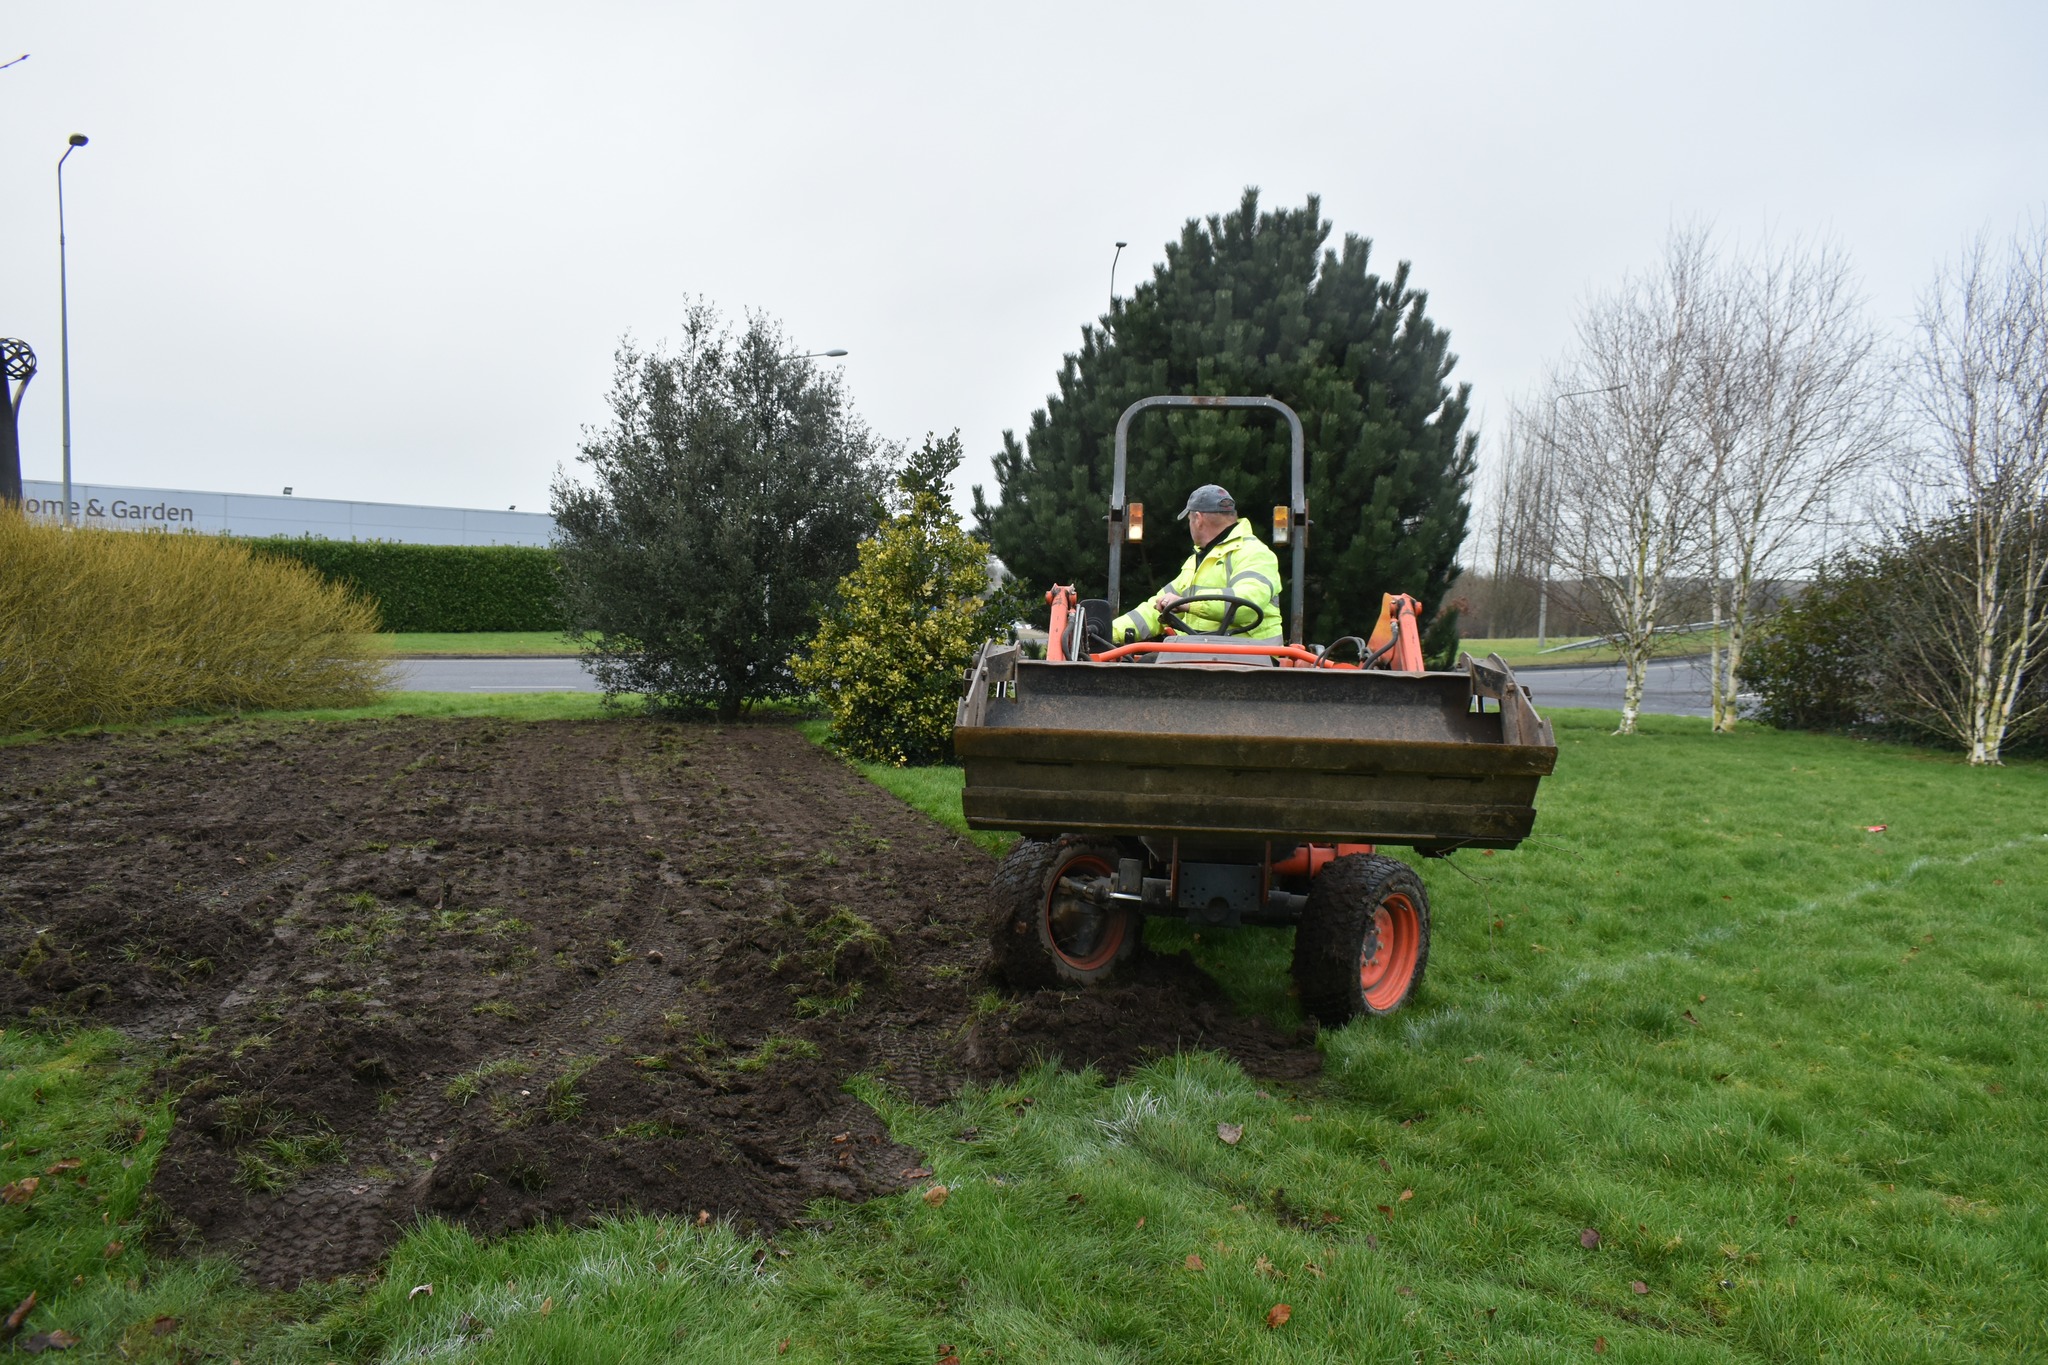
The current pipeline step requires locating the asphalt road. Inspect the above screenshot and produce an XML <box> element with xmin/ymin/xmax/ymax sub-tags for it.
<box><xmin>392</xmin><ymin>656</ymin><xmax>602</xmax><ymax>692</ymax></box>
<box><xmin>1514</xmin><ymin>656</ymin><xmax>1714</xmax><ymax>718</ymax></box>
<box><xmin>393</xmin><ymin>653</ymin><xmax>1717</xmax><ymax>717</ymax></box>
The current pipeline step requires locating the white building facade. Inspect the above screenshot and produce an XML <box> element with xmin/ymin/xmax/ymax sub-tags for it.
<box><xmin>19</xmin><ymin>481</ymin><xmax>555</xmax><ymax>548</ymax></box>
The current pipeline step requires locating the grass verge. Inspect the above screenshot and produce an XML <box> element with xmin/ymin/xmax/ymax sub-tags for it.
<box><xmin>373</xmin><ymin>632</ymin><xmax>588</xmax><ymax>657</ymax></box>
<box><xmin>5</xmin><ymin>710</ymin><xmax>2044</xmax><ymax>1360</ymax></box>
<box><xmin>1463</xmin><ymin>632</ymin><xmax>1718</xmax><ymax>669</ymax></box>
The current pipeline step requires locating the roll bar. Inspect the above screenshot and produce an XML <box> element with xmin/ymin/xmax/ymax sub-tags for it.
<box><xmin>1107</xmin><ymin>395</ymin><xmax>1307</xmax><ymax>646</ymax></box>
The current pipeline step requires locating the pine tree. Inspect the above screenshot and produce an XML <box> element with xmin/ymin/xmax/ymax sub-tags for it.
<box><xmin>797</xmin><ymin>432</ymin><xmax>1022</xmax><ymax>764</ymax></box>
<box><xmin>974</xmin><ymin>190</ymin><xmax>1475</xmax><ymax>661</ymax></box>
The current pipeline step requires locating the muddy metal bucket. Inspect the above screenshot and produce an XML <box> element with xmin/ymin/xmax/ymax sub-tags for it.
<box><xmin>954</xmin><ymin>649</ymin><xmax>1556</xmax><ymax>854</ymax></box>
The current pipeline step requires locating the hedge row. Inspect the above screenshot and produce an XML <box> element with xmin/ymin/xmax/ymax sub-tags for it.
<box><xmin>246</xmin><ymin>538</ymin><xmax>562</xmax><ymax>633</ymax></box>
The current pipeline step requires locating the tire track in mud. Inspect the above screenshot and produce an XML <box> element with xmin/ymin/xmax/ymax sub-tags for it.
<box><xmin>2</xmin><ymin>717</ymin><xmax>1316</xmax><ymax>1286</ymax></box>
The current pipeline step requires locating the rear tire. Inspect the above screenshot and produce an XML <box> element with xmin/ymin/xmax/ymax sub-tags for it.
<box><xmin>988</xmin><ymin>836</ymin><xmax>1140</xmax><ymax>989</ymax></box>
<box><xmin>1290</xmin><ymin>854</ymin><xmax>1430</xmax><ymax>1026</ymax></box>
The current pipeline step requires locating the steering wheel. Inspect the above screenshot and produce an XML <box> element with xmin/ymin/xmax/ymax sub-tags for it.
<box><xmin>1157</xmin><ymin>593</ymin><xmax>1267</xmax><ymax>638</ymax></box>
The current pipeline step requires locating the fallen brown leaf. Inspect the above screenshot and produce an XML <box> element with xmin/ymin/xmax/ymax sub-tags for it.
<box><xmin>1377</xmin><ymin>1157</ymin><xmax>1392</xmax><ymax>1173</ymax></box>
<box><xmin>1303</xmin><ymin>1261</ymin><xmax>1325</xmax><ymax>1279</ymax></box>
<box><xmin>1398</xmin><ymin>1188</ymin><xmax>1413</xmax><ymax>1203</ymax></box>
<box><xmin>777</xmin><ymin>1339</ymin><xmax>790</xmax><ymax>1356</ymax></box>
<box><xmin>1786</xmin><ymin>1214</ymin><xmax>1799</xmax><ymax>1227</ymax></box>
<box><xmin>408</xmin><ymin>1284</ymin><xmax>433</xmax><ymax>1301</ymax></box>
<box><xmin>147</xmin><ymin>1315</ymin><xmax>178</xmax><ymax>1336</ymax></box>
<box><xmin>2</xmin><ymin>1293</ymin><xmax>36</xmax><ymax>1346</ymax></box>
<box><xmin>937</xmin><ymin>1345</ymin><xmax>961</xmax><ymax>1365</ymax></box>
<box><xmin>539</xmin><ymin>1296</ymin><xmax>553</xmax><ymax>1317</ymax></box>
<box><xmin>1135</xmin><ymin>1217</ymin><xmax>1145</xmax><ymax>1229</ymax></box>
<box><xmin>1595</xmin><ymin>1335</ymin><xmax>1608</xmax><ymax>1355</ymax></box>
<box><xmin>1579</xmin><ymin>1228</ymin><xmax>1601</xmax><ymax>1249</ymax></box>
<box><xmin>696</xmin><ymin>1210</ymin><xmax>711</xmax><ymax>1225</ymax></box>
<box><xmin>1254</xmin><ymin>1254</ymin><xmax>1277</xmax><ymax>1277</ymax></box>
<box><xmin>102</xmin><ymin>1240</ymin><xmax>124</xmax><ymax>1258</ymax></box>
<box><xmin>17</xmin><ymin>1328</ymin><xmax>80</xmax><ymax>1352</ymax></box>
<box><xmin>1265</xmin><ymin>1303</ymin><xmax>1292</xmax><ymax>1329</ymax></box>
<box><xmin>1291</xmin><ymin>1114</ymin><xmax>1313</xmax><ymax>1122</ymax></box>
<box><xmin>1630</xmin><ymin>1281</ymin><xmax>1648</xmax><ymax>1295</ymax></box>
<box><xmin>1396</xmin><ymin>1285</ymin><xmax>1415</xmax><ymax>1298</ymax></box>
<box><xmin>901</xmin><ymin>1167</ymin><xmax>933</xmax><ymax>1181</ymax></box>
<box><xmin>922</xmin><ymin>1185</ymin><xmax>950</xmax><ymax>1208</ymax></box>
<box><xmin>1377</xmin><ymin>1204</ymin><xmax>1394</xmax><ymax>1219</ymax></box>
<box><xmin>2</xmin><ymin>1177</ymin><xmax>40</xmax><ymax>1204</ymax></box>
<box><xmin>43</xmin><ymin>1160</ymin><xmax>81</xmax><ymax>1175</ymax></box>
<box><xmin>1682</xmin><ymin>1010</ymin><xmax>1701</xmax><ymax>1027</ymax></box>
<box><xmin>1217</xmin><ymin>1122</ymin><xmax>1244</xmax><ymax>1146</ymax></box>
<box><xmin>1185</xmin><ymin>1254</ymin><xmax>1205</xmax><ymax>1271</ymax></box>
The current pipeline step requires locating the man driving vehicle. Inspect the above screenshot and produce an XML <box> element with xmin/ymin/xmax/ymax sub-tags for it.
<box><xmin>1110</xmin><ymin>484</ymin><xmax>1284</xmax><ymax>644</ymax></box>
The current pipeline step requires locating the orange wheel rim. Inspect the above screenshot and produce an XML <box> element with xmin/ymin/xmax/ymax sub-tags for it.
<box><xmin>1043</xmin><ymin>853</ymin><xmax>1125</xmax><ymax>971</ymax></box>
<box><xmin>1359</xmin><ymin>893</ymin><xmax>1421</xmax><ymax>1011</ymax></box>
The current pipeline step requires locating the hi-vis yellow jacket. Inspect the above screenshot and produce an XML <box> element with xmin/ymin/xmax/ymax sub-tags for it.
<box><xmin>1112</xmin><ymin>517</ymin><xmax>1284</xmax><ymax>643</ymax></box>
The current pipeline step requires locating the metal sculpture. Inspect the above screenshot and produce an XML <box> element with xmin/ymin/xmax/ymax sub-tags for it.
<box><xmin>1</xmin><ymin>337</ymin><xmax>35</xmax><ymax>508</ymax></box>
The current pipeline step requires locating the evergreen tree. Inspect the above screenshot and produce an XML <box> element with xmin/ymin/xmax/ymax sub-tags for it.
<box><xmin>798</xmin><ymin>431</ymin><xmax>1024</xmax><ymax>765</ymax></box>
<box><xmin>797</xmin><ymin>432</ymin><xmax>1021</xmax><ymax>764</ymax></box>
<box><xmin>554</xmin><ymin>304</ymin><xmax>888</xmax><ymax>720</ymax></box>
<box><xmin>974</xmin><ymin>190</ymin><xmax>1475</xmax><ymax>661</ymax></box>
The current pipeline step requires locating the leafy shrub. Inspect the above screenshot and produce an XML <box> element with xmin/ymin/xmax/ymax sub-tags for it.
<box><xmin>246</xmin><ymin>538</ymin><xmax>561</xmax><ymax>632</ymax></box>
<box><xmin>796</xmin><ymin>433</ymin><xmax>1021</xmax><ymax>764</ymax></box>
<box><xmin>554</xmin><ymin>305</ymin><xmax>887</xmax><ymax>719</ymax></box>
<box><xmin>1744</xmin><ymin>518</ymin><xmax>2046</xmax><ymax>754</ymax></box>
<box><xmin>1741</xmin><ymin>554</ymin><xmax>1893</xmax><ymax>734</ymax></box>
<box><xmin>0</xmin><ymin>510</ymin><xmax>388</xmax><ymax>731</ymax></box>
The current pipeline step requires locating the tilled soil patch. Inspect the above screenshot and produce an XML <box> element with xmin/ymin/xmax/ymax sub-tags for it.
<box><xmin>0</xmin><ymin>717</ymin><xmax>1315</xmax><ymax>1286</ymax></box>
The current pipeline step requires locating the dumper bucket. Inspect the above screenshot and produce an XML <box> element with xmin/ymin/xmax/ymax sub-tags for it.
<box><xmin>954</xmin><ymin>649</ymin><xmax>1555</xmax><ymax>854</ymax></box>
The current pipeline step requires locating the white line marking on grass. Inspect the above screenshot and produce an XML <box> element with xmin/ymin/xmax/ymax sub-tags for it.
<box><xmin>1389</xmin><ymin>832</ymin><xmax>2048</xmax><ymax>1051</ymax></box>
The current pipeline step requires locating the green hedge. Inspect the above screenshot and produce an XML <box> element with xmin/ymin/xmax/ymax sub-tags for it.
<box><xmin>246</xmin><ymin>538</ymin><xmax>562</xmax><ymax>632</ymax></box>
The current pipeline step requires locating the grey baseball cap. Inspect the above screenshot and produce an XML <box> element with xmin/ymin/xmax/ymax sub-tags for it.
<box><xmin>1177</xmin><ymin>484</ymin><xmax>1236</xmax><ymax>520</ymax></box>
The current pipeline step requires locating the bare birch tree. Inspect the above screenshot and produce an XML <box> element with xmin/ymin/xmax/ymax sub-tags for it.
<box><xmin>1474</xmin><ymin>403</ymin><xmax>1559</xmax><ymax>638</ymax></box>
<box><xmin>1692</xmin><ymin>240</ymin><xmax>1894</xmax><ymax>731</ymax></box>
<box><xmin>1895</xmin><ymin>224</ymin><xmax>2048</xmax><ymax>764</ymax></box>
<box><xmin>1549</xmin><ymin>232</ymin><xmax>1713</xmax><ymax>734</ymax></box>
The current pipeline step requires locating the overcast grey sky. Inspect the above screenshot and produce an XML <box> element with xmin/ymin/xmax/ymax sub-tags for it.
<box><xmin>3</xmin><ymin>2</ymin><xmax>2043</xmax><ymax>520</ymax></box>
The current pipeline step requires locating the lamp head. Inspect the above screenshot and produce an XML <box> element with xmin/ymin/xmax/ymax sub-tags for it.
<box><xmin>67</xmin><ymin>133</ymin><xmax>88</xmax><ymax>147</ymax></box>
<box><xmin>821</xmin><ymin>349</ymin><xmax>847</xmax><ymax>357</ymax></box>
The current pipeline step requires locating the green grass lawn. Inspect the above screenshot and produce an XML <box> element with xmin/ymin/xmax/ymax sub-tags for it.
<box><xmin>1463</xmin><ymin>633</ymin><xmax>1719</xmax><ymax>669</ymax></box>
<box><xmin>5</xmin><ymin>709</ymin><xmax>2044</xmax><ymax>1361</ymax></box>
<box><xmin>373</xmin><ymin>631</ymin><xmax>588</xmax><ymax>657</ymax></box>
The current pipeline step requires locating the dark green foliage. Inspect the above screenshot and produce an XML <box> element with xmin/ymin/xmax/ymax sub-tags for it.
<box><xmin>975</xmin><ymin>190</ymin><xmax>1476</xmax><ymax>647</ymax></box>
<box><xmin>1742</xmin><ymin>556</ymin><xmax>1891</xmax><ymax>734</ymax></box>
<box><xmin>796</xmin><ymin>433</ymin><xmax>1026</xmax><ymax>765</ymax></box>
<box><xmin>1745</xmin><ymin>518</ymin><xmax>2046</xmax><ymax>754</ymax></box>
<box><xmin>246</xmin><ymin>538</ymin><xmax>561</xmax><ymax>632</ymax></box>
<box><xmin>553</xmin><ymin>305</ymin><xmax>887</xmax><ymax>721</ymax></box>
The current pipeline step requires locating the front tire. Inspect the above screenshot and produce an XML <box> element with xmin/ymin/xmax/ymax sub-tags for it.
<box><xmin>988</xmin><ymin>836</ymin><xmax>1140</xmax><ymax>989</ymax></box>
<box><xmin>1290</xmin><ymin>854</ymin><xmax>1431</xmax><ymax>1026</ymax></box>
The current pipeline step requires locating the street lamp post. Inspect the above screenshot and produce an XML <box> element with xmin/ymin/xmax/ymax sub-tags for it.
<box><xmin>1108</xmin><ymin>241</ymin><xmax>1128</xmax><ymax>313</ymax></box>
<box><xmin>1536</xmin><ymin>383</ymin><xmax>1625</xmax><ymax>647</ymax></box>
<box><xmin>58</xmin><ymin>133</ymin><xmax>87</xmax><ymax>526</ymax></box>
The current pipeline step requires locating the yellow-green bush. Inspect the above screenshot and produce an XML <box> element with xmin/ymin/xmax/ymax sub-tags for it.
<box><xmin>794</xmin><ymin>433</ymin><xmax>1019</xmax><ymax>765</ymax></box>
<box><xmin>0</xmin><ymin>510</ymin><xmax>390</xmax><ymax>732</ymax></box>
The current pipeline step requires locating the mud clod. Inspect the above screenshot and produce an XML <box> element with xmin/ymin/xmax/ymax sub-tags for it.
<box><xmin>1</xmin><ymin>717</ymin><xmax>1316</xmax><ymax>1285</ymax></box>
